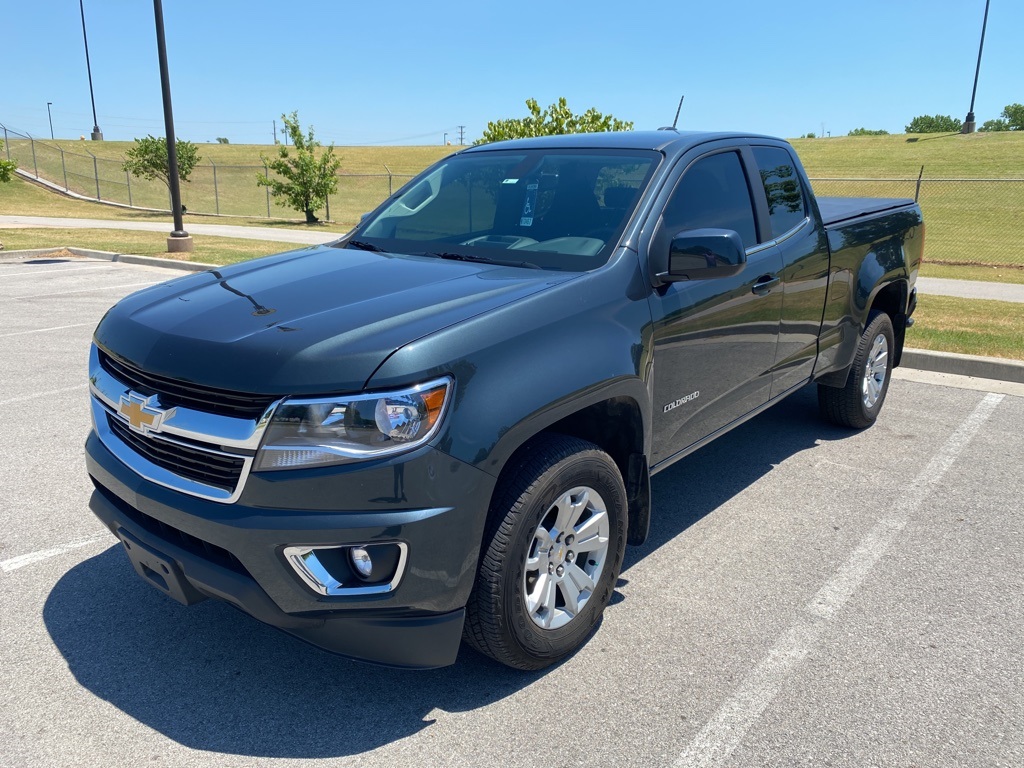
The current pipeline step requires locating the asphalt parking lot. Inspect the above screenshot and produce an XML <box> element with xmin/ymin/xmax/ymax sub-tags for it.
<box><xmin>1</xmin><ymin>254</ymin><xmax>1021</xmax><ymax>768</ymax></box>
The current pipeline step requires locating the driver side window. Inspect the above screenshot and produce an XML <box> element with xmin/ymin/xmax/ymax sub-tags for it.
<box><xmin>662</xmin><ymin>152</ymin><xmax>758</xmax><ymax>249</ymax></box>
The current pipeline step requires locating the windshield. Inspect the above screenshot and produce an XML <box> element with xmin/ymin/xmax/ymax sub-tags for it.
<box><xmin>347</xmin><ymin>148</ymin><xmax>659</xmax><ymax>271</ymax></box>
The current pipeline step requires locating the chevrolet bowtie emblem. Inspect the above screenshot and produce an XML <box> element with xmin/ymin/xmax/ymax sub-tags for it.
<box><xmin>118</xmin><ymin>392</ymin><xmax>176</xmax><ymax>435</ymax></box>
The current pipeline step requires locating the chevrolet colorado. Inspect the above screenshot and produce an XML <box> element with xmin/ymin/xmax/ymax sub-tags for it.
<box><xmin>86</xmin><ymin>130</ymin><xmax>923</xmax><ymax>669</ymax></box>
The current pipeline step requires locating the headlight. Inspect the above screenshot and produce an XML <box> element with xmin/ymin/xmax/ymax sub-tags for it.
<box><xmin>254</xmin><ymin>377</ymin><xmax>452</xmax><ymax>471</ymax></box>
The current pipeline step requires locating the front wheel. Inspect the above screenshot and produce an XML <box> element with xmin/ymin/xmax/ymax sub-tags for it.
<box><xmin>818</xmin><ymin>310</ymin><xmax>895</xmax><ymax>429</ymax></box>
<box><xmin>464</xmin><ymin>434</ymin><xmax>627</xmax><ymax>670</ymax></box>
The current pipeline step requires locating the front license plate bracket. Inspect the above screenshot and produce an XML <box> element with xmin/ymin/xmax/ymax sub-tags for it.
<box><xmin>117</xmin><ymin>528</ymin><xmax>208</xmax><ymax>605</ymax></box>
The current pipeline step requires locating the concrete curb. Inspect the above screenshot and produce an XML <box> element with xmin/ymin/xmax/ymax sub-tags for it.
<box><xmin>902</xmin><ymin>348</ymin><xmax>1024</xmax><ymax>385</ymax></box>
<box><xmin>0</xmin><ymin>247</ymin><xmax>217</xmax><ymax>273</ymax></box>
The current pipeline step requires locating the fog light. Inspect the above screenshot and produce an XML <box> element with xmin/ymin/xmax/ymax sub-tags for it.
<box><xmin>282</xmin><ymin>542</ymin><xmax>408</xmax><ymax>596</ymax></box>
<box><xmin>350</xmin><ymin>547</ymin><xmax>373</xmax><ymax>580</ymax></box>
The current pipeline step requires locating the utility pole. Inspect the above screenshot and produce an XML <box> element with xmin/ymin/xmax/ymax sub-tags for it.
<box><xmin>153</xmin><ymin>0</ymin><xmax>192</xmax><ymax>252</ymax></box>
<box><xmin>79</xmin><ymin>0</ymin><xmax>103</xmax><ymax>140</ymax></box>
<box><xmin>457</xmin><ymin>125</ymin><xmax>466</xmax><ymax>145</ymax></box>
<box><xmin>962</xmin><ymin>0</ymin><xmax>991</xmax><ymax>133</ymax></box>
<box><xmin>273</xmin><ymin>119</ymin><xmax>277</xmax><ymax>144</ymax></box>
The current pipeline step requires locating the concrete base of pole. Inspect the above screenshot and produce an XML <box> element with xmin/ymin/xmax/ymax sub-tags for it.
<box><xmin>90</xmin><ymin>130</ymin><xmax>104</xmax><ymax>141</ymax></box>
<box><xmin>961</xmin><ymin>121</ymin><xmax>976</xmax><ymax>134</ymax></box>
<box><xmin>166</xmin><ymin>235</ymin><xmax>194</xmax><ymax>253</ymax></box>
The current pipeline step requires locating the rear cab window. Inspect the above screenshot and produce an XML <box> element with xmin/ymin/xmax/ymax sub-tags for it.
<box><xmin>752</xmin><ymin>146</ymin><xmax>808</xmax><ymax>239</ymax></box>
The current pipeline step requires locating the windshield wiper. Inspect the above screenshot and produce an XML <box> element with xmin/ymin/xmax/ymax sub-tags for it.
<box><xmin>347</xmin><ymin>240</ymin><xmax>387</xmax><ymax>252</ymax></box>
<box><xmin>418</xmin><ymin>251</ymin><xmax>541</xmax><ymax>270</ymax></box>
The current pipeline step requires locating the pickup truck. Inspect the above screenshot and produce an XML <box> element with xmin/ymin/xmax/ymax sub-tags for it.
<box><xmin>85</xmin><ymin>130</ymin><xmax>923</xmax><ymax>670</ymax></box>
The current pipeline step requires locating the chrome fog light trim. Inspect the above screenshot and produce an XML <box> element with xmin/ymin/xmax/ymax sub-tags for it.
<box><xmin>283</xmin><ymin>543</ymin><xmax>408</xmax><ymax>596</ymax></box>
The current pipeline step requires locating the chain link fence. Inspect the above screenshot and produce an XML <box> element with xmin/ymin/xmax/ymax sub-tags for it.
<box><xmin>4</xmin><ymin>125</ymin><xmax>1021</xmax><ymax>267</ymax></box>
<box><xmin>1</xmin><ymin>125</ymin><xmax>414</xmax><ymax>228</ymax></box>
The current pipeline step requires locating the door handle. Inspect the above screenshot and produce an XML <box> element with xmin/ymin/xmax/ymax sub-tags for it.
<box><xmin>752</xmin><ymin>275</ymin><xmax>780</xmax><ymax>296</ymax></box>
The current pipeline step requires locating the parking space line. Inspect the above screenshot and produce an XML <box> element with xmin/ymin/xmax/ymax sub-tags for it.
<box><xmin>0</xmin><ymin>323</ymin><xmax>93</xmax><ymax>339</ymax></box>
<box><xmin>0</xmin><ymin>533</ymin><xmax>111</xmax><ymax>573</ymax></box>
<box><xmin>8</xmin><ymin>281</ymin><xmax>158</xmax><ymax>300</ymax></box>
<box><xmin>0</xmin><ymin>266</ymin><xmax>115</xmax><ymax>278</ymax></box>
<box><xmin>0</xmin><ymin>384</ymin><xmax>88</xmax><ymax>408</ymax></box>
<box><xmin>673</xmin><ymin>392</ymin><xmax>1005</xmax><ymax>768</ymax></box>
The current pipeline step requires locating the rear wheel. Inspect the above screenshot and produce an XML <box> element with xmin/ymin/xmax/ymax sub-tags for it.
<box><xmin>464</xmin><ymin>434</ymin><xmax>626</xmax><ymax>670</ymax></box>
<box><xmin>819</xmin><ymin>310</ymin><xmax>895</xmax><ymax>429</ymax></box>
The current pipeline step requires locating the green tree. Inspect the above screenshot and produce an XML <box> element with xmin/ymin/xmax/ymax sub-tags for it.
<box><xmin>122</xmin><ymin>135</ymin><xmax>201</xmax><ymax>191</ymax></box>
<box><xmin>216</xmin><ymin>137</ymin><xmax>230</xmax><ymax>144</ymax></box>
<box><xmin>0</xmin><ymin>140</ymin><xmax>16</xmax><ymax>183</ymax></box>
<box><xmin>257</xmin><ymin>112</ymin><xmax>340</xmax><ymax>223</ymax></box>
<box><xmin>979</xmin><ymin>119</ymin><xmax>1010</xmax><ymax>132</ymax></box>
<box><xmin>475</xmin><ymin>97</ymin><xmax>633</xmax><ymax>145</ymax></box>
<box><xmin>847</xmin><ymin>127</ymin><xmax>889</xmax><ymax>136</ymax></box>
<box><xmin>905</xmin><ymin>114</ymin><xmax>962</xmax><ymax>133</ymax></box>
<box><xmin>1000</xmin><ymin>103</ymin><xmax>1024</xmax><ymax>130</ymax></box>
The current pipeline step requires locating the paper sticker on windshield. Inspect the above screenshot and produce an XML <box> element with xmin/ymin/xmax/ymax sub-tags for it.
<box><xmin>502</xmin><ymin>178</ymin><xmax>519</xmax><ymax>184</ymax></box>
<box><xmin>520</xmin><ymin>183</ymin><xmax>538</xmax><ymax>227</ymax></box>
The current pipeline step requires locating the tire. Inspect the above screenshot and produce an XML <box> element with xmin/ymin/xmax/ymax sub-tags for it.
<box><xmin>464</xmin><ymin>434</ymin><xmax>627</xmax><ymax>670</ymax></box>
<box><xmin>818</xmin><ymin>310</ymin><xmax>895</xmax><ymax>429</ymax></box>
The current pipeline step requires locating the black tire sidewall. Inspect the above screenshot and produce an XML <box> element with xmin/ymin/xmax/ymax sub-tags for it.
<box><xmin>498</xmin><ymin>452</ymin><xmax>626</xmax><ymax>664</ymax></box>
<box><xmin>856</xmin><ymin>312</ymin><xmax>895</xmax><ymax>423</ymax></box>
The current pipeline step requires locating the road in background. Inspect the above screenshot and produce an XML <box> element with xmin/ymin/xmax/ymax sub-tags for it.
<box><xmin>1</xmin><ymin>255</ymin><xmax>1021</xmax><ymax>767</ymax></box>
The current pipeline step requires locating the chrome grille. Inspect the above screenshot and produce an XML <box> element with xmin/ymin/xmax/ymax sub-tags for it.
<box><xmin>98</xmin><ymin>349</ymin><xmax>276</xmax><ymax>420</ymax></box>
<box><xmin>107</xmin><ymin>414</ymin><xmax>245</xmax><ymax>492</ymax></box>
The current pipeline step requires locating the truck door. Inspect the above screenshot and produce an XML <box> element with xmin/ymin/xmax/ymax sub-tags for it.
<box><xmin>749</xmin><ymin>145</ymin><xmax>831</xmax><ymax>397</ymax></box>
<box><xmin>646</xmin><ymin>149</ymin><xmax>784</xmax><ymax>466</ymax></box>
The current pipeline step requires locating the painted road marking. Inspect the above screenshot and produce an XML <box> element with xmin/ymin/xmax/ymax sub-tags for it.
<box><xmin>8</xmin><ymin>282</ymin><xmax>158</xmax><ymax>300</ymax></box>
<box><xmin>1</xmin><ymin>533</ymin><xmax>111</xmax><ymax>573</ymax></box>
<box><xmin>674</xmin><ymin>392</ymin><xmax>1005</xmax><ymax>768</ymax></box>
<box><xmin>0</xmin><ymin>323</ymin><xmax>93</xmax><ymax>339</ymax></box>
<box><xmin>0</xmin><ymin>266</ymin><xmax>115</xmax><ymax>278</ymax></box>
<box><xmin>0</xmin><ymin>384</ymin><xmax>88</xmax><ymax>408</ymax></box>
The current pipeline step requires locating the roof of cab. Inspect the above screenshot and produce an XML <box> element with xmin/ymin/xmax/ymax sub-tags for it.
<box><xmin>460</xmin><ymin>129</ymin><xmax>785</xmax><ymax>157</ymax></box>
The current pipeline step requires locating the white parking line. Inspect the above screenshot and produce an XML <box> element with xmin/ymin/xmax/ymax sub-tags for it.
<box><xmin>674</xmin><ymin>392</ymin><xmax>1005</xmax><ymax>768</ymax></box>
<box><xmin>0</xmin><ymin>533</ymin><xmax>111</xmax><ymax>573</ymax></box>
<box><xmin>8</xmin><ymin>281</ymin><xmax>158</xmax><ymax>300</ymax></box>
<box><xmin>0</xmin><ymin>384</ymin><xmax>88</xmax><ymax>408</ymax></box>
<box><xmin>0</xmin><ymin>323</ymin><xmax>93</xmax><ymax>339</ymax></box>
<box><xmin>0</xmin><ymin>266</ymin><xmax>115</xmax><ymax>278</ymax></box>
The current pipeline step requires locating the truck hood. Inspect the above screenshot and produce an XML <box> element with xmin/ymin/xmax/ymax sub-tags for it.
<box><xmin>94</xmin><ymin>245</ymin><xmax>574</xmax><ymax>395</ymax></box>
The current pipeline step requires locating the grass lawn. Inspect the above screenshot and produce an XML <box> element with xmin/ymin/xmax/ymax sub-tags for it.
<box><xmin>0</xmin><ymin>228</ymin><xmax>299</xmax><ymax>266</ymax></box>
<box><xmin>906</xmin><ymin>294</ymin><xmax>1024</xmax><ymax>360</ymax></box>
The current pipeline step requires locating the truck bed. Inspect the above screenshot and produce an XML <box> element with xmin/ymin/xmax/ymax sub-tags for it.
<box><xmin>817</xmin><ymin>196</ymin><xmax>916</xmax><ymax>228</ymax></box>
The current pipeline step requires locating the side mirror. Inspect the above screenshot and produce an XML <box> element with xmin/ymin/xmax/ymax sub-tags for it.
<box><xmin>658</xmin><ymin>228</ymin><xmax>747</xmax><ymax>282</ymax></box>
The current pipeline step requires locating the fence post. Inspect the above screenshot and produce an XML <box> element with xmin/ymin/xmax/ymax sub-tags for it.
<box><xmin>211</xmin><ymin>159</ymin><xmax>219</xmax><ymax>215</ymax></box>
<box><xmin>2</xmin><ymin>127</ymin><xmax>9</xmax><ymax>160</ymax></box>
<box><xmin>61</xmin><ymin>149</ymin><xmax>69</xmax><ymax>191</ymax></box>
<box><xmin>384</xmin><ymin>164</ymin><xmax>393</xmax><ymax>196</ymax></box>
<box><xmin>264</xmin><ymin>162</ymin><xmax>271</xmax><ymax>217</ymax></box>
<box><xmin>915</xmin><ymin>165</ymin><xmax>925</xmax><ymax>203</ymax></box>
<box><xmin>86</xmin><ymin>149</ymin><xmax>100</xmax><ymax>200</ymax></box>
<box><xmin>126</xmin><ymin>170</ymin><xmax>132</xmax><ymax>207</ymax></box>
<box><xmin>325</xmin><ymin>193</ymin><xmax>330</xmax><ymax>222</ymax></box>
<box><xmin>30</xmin><ymin>136</ymin><xmax>39</xmax><ymax>177</ymax></box>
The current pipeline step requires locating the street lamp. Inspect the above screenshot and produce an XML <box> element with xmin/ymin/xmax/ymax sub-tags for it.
<box><xmin>963</xmin><ymin>0</ymin><xmax>991</xmax><ymax>134</ymax></box>
<box><xmin>46</xmin><ymin>102</ymin><xmax>54</xmax><ymax>140</ymax></box>
<box><xmin>443</xmin><ymin>132</ymin><xmax>448</xmax><ymax>146</ymax></box>
<box><xmin>79</xmin><ymin>0</ymin><xmax>103</xmax><ymax>140</ymax></box>
<box><xmin>153</xmin><ymin>0</ymin><xmax>192</xmax><ymax>252</ymax></box>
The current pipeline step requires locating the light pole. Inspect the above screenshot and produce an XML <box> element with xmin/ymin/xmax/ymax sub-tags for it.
<box><xmin>79</xmin><ymin>0</ymin><xmax>103</xmax><ymax>140</ymax></box>
<box><xmin>963</xmin><ymin>0</ymin><xmax>991</xmax><ymax>134</ymax></box>
<box><xmin>443</xmin><ymin>132</ymin><xmax>448</xmax><ymax>146</ymax></box>
<box><xmin>46</xmin><ymin>102</ymin><xmax>54</xmax><ymax>140</ymax></box>
<box><xmin>153</xmin><ymin>0</ymin><xmax>192</xmax><ymax>252</ymax></box>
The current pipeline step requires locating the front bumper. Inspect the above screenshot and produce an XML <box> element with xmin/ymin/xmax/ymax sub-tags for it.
<box><xmin>85</xmin><ymin>430</ymin><xmax>495</xmax><ymax>669</ymax></box>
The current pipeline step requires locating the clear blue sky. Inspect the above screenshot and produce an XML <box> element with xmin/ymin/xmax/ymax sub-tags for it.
<box><xmin>3</xmin><ymin>0</ymin><xmax>1021</xmax><ymax>146</ymax></box>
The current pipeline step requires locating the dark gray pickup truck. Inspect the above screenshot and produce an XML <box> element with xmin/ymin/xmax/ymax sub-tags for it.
<box><xmin>86</xmin><ymin>130</ymin><xmax>923</xmax><ymax>669</ymax></box>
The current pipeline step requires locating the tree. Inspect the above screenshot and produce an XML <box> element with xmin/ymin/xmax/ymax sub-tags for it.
<box><xmin>0</xmin><ymin>140</ymin><xmax>16</xmax><ymax>183</ymax></box>
<box><xmin>122</xmin><ymin>135</ymin><xmax>201</xmax><ymax>191</ymax></box>
<box><xmin>475</xmin><ymin>97</ymin><xmax>633</xmax><ymax>145</ymax></box>
<box><xmin>979</xmin><ymin>119</ymin><xmax>1010</xmax><ymax>132</ymax></box>
<box><xmin>216</xmin><ymin>137</ymin><xmax>230</xmax><ymax>144</ymax></box>
<box><xmin>257</xmin><ymin>112</ymin><xmax>340</xmax><ymax>224</ymax></box>
<box><xmin>905</xmin><ymin>114</ymin><xmax>962</xmax><ymax>133</ymax></box>
<box><xmin>847</xmin><ymin>127</ymin><xmax>889</xmax><ymax>136</ymax></box>
<box><xmin>999</xmin><ymin>103</ymin><xmax>1024</xmax><ymax>130</ymax></box>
